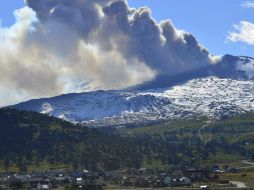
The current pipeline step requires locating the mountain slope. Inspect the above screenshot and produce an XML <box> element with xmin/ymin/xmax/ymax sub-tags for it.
<box><xmin>0</xmin><ymin>108</ymin><xmax>145</xmax><ymax>171</ymax></box>
<box><xmin>130</xmin><ymin>54</ymin><xmax>254</xmax><ymax>91</ymax></box>
<box><xmin>8</xmin><ymin>55</ymin><xmax>254</xmax><ymax>127</ymax></box>
<box><xmin>10</xmin><ymin>76</ymin><xmax>254</xmax><ymax>127</ymax></box>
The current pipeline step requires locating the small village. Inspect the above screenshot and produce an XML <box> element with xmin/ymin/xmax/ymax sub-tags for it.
<box><xmin>0</xmin><ymin>164</ymin><xmax>249</xmax><ymax>190</ymax></box>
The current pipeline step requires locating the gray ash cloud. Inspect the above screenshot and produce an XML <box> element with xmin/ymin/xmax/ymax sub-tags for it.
<box><xmin>0</xmin><ymin>0</ymin><xmax>217</xmax><ymax>106</ymax></box>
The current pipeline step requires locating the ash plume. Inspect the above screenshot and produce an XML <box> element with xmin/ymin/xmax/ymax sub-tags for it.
<box><xmin>0</xmin><ymin>0</ymin><xmax>216</xmax><ymax>106</ymax></box>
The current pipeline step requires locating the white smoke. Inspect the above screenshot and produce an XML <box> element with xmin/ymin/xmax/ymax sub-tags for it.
<box><xmin>0</xmin><ymin>0</ymin><xmax>216</xmax><ymax>106</ymax></box>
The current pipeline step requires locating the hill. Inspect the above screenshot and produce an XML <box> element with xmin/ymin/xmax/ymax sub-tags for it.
<box><xmin>1</xmin><ymin>109</ymin><xmax>254</xmax><ymax>173</ymax></box>
<box><xmin>0</xmin><ymin>109</ymin><xmax>143</xmax><ymax>172</ymax></box>
<box><xmin>116</xmin><ymin>113</ymin><xmax>254</xmax><ymax>165</ymax></box>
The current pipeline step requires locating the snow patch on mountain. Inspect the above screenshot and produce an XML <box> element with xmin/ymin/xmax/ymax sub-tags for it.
<box><xmin>41</xmin><ymin>102</ymin><xmax>53</xmax><ymax>114</ymax></box>
<box><xmin>143</xmin><ymin>77</ymin><xmax>254</xmax><ymax>118</ymax></box>
<box><xmin>11</xmin><ymin>76</ymin><xmax>254</xmax><ymax>127</ymax></box>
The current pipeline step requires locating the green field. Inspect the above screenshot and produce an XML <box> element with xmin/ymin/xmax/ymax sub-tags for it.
<box><xmin>116</xmin><ymin>113</ymin><xmax>254</xmax><ymax>166</ymax></box>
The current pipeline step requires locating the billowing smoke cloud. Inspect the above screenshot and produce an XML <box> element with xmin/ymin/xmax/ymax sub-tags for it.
<box><xmin>0</xmin><ymin>0</ymin><xmax>216</xmax><ymax>106</ymax></box>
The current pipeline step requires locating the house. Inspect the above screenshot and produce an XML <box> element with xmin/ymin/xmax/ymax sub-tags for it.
<box><xmin>152</xmin><ymin>177</ymin><xmax>165</xmax><ymax>188</ymax></box>
<box><xmin>122</xmin><ymin>177</ymin><xmax>135</xmax><ymax>186</ymax></box>
<box><xmin>53</xmin><ymin>176</ymin><xmax>70</xmax><ymax>187</ymax></box>
<box><xmin>5</xmin><ymin>174</ymin><xmax>52</xmax><ymax>190</ymax></box>
<box><xmin>211</xmin><ymin>165</ymin><xmax>221</xmax><ymax>173</ymax></box>
<box><xmin>0</xmin><ymin>178</ymin><xmax>7</xmax><ymax>190</ymax></box>
<box><xmin>37</xmin><ymin>182</ymin><xmax>51</xmax><ymax>190</ymax></box>
<box><xmin>104</xmin><ymin>170</ymin><xmax>122</xmax><ymax>179</ymax></box>
<box><xmin>179</xmin><ymin>177</ymin><xmax>191</xmax><ymax>186</ymax></box>
<box><xmin>163</xmin><ymin>176</ymin><xmax>171</xmax><ymax>186</ymax></box>
<box><xmin>171</xmin><ymin>177</ymin><xmax>191</xmax><ymax>187</ymax></box>
<box><xmin>7</xmin><ymin>175</ymin><xmax>22</xmax><ymax>189</ymax></box>
<box><xmin>69</xmin><ymin>173</ymin><xmax>83</xmax><ymax>187</ymax></box>
<box><xmin>137</xmin><ymin>168</ymin><xmax>147</xmax><ymax>175</ymax></box>
<box><xmin>200</xmin><ymin>185</ymin><xmax>210</xmax><ymax>190</ymax></box>
<box><xmin>134</xmin><ymin>177</ymin><xmax>150</xmax><ymax>187</ymax></box>
<box><xmin>183</xmin><ymin>169</ymin><xmax>210</xmax><ymax>181</ymax></box>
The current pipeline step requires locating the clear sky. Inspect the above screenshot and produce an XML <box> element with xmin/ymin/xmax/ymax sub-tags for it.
<box><xmin>128</xmin><ymin>0</ymin><xmax>254</xmax><ymax>57</ymax></box>
<box><xmin>0</xmin><ymin>0</ymin><xmax>254</xmax><ymax>57</ymax></box>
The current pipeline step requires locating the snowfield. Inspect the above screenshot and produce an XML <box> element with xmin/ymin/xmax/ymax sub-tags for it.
<box><xmin>12</xmin><ymin>77</ymin><xmax>254</xmax><ymax>127</ymax></box>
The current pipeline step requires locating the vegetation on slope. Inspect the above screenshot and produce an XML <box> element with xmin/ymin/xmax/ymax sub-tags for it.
<box><xmin>0</xmin><ymin>109</ymin><xmax>142</xmax><ymax>172</ymax></box>
<box><xmin>1</xmin><ymin>108</ymin><xmax>254</xmax><ymax>173</ymax></box>
<box><xmin>116</xmin><ymin>113</ymin><xmax>254</xmax><ymax>165</ymax></box>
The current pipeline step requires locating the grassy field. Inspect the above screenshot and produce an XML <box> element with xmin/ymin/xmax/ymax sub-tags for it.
<box><xmin>0</xmin><ymin>161</ymin><xmax>69</xmax><ymax>173</ymax></box>
<box><xmin>117</xmin><ymin>113</ymin><xmax>254</xmax><ymax>137</ymax></box>
<box><xmin>117</xmin><ymin>118</ymin><xmax>207</xmax><ymax>136</ymax></box>
<box><xmin>115</xmin><ymin>113</ymin><xmax>254</xmax><ymax>167</ymax></box>
<box><xmin>219</xmin><ymin>168</ymin><xmax>254</xmax><ymax>187</ymax></box>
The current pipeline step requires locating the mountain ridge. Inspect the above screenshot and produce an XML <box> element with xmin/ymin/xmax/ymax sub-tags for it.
<box><xmin>10</xmin><ymin>76</ymin><xmax>254</xmax><ymax>127</ymax></box>
<box><xmin>8</xmin><ymin>55</ymin><xmax>254</xmax><ymax>127</ymax></box>
<box><xmin>130</xmin><ymin>54</ymin><xmax>254</xmax><ymax>91</ymax></box>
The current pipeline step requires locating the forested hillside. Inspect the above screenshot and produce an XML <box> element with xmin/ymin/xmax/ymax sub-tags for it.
<box><xmin>0</xmin><ymin>109</ymin><xmax>142</xmax><ymax>172</ymax></box>
<box><xmin>117</xmin><ymin>113</ymin><xmax>254</xmax><ymax>165</ymax></box>
<box><xmin>1</xmin><ymin>109</ymin><xmax>254</xmax><ymax>173</ymax></box>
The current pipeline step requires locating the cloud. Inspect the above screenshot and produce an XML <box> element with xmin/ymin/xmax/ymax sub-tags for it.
<box><xmin>241</xmin><ymin>1</ymin><xmax>254</xmax><ymax>8</ymax></box>
<box><xmin>228</xmin><ymin>21</ymin><xmax>254</xmax><ymax>45</ymax></box>
<box><xmin>0</xmin><ymin>0</ymin><xmax>216</xmax><ymax>106</ymax></box>
<box><xmin>0</xmin><ymin>7</ymin><xmax>60</xmax><ymax>102</ymax></box>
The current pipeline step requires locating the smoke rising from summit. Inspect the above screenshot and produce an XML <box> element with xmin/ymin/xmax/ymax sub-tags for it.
<box><xmin>0</xmin><ymin>0</ymin><xmax>216</xmax><ymax>106</ymax></box>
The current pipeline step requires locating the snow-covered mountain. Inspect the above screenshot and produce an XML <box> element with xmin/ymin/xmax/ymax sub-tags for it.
<box><xmin>10</xmin><ymin>78</ymin><xmax>254</xmax><ymax>127</ymax></box>
<box><xmin>10</xmin><ymin>55</ymin><xmax>254</xmax><ymax>127</ymax></box>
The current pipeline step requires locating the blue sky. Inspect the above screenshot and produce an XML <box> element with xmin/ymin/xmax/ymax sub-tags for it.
<box><xmin>128</xmin><ymin>0</ymin><xmax>254</xmax><ymax>57</ymax></box>
<box><xmin>0</xmin><ymin>0</ymin><xmax>254</xmax><ymax>57</ymax></box>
